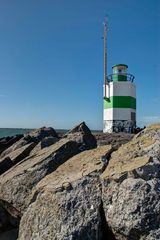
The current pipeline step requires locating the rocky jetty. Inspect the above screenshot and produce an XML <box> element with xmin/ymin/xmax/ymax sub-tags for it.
<box><xmin>0</xmin><ymin>123</ymin><xmax>160</xmax><ymax>240</ymax></box>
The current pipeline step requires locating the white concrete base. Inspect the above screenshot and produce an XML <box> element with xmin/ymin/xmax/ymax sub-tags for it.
<box><xmin>103</xmin><ymin>120</ymin><xmax>136</xmax><ymax>133</ymax></box>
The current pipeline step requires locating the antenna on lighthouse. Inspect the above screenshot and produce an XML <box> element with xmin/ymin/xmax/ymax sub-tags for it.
<box><xmin>103</xmin><ymin>16</ymin><xmax>109</xmax><ymax>98</ymax></box>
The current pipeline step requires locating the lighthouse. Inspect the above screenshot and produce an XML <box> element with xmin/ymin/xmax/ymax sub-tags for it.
<box><xmin>103</xmin><ymin>19</ymin><xmax>136</xmax><ymax>133</ymax></box>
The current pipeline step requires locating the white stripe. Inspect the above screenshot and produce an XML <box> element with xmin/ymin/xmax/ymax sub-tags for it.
<box><xmin>104</xmin><ymin>108</ymin><xmax>136</xmax><ymax>121</ymax></box>
<box><xmin>103</xmin><ymin>108</ymin><xmax>113</xmax><ymax>120</ymax></box>
<box><xmin>103</xmin><ymin>82</ymin><xmax>136</xmax><ymax>98</ymax></box>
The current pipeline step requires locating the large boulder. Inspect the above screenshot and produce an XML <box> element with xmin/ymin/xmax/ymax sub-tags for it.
<box><xmin>0</xmin><ymin>139</ymin><xmax>79</xmax><ymax>216</ymax></box>
<box><xmin>101</xmin><ymin>124</ymin><xmax>160</xmax><ymax>240</ymax></box>
<box><xmin>24</xmin><ymin>126</ymin><xmax>58</xmax><ymax>141</ymax></box>
<box><xmin>0</xmin><ymin>127</ymin><xmax>58</xmax><ymax>159</ymax></box>
<box><xmin>0</xmin><ymin>135</ymin><xmax>23</xmax><ymax>155</ymax></box>
<box><xmin>0</xmin><ymin>123</ymin><xmax>99</xmax><ymax>237</ymax></box>
<box><xmin>18</xmin><ymin>145</ymin><xmax>115</xmax><ymax>240</ymax></box>
<box><xmin>0</xmin><ymin>127</ymin><xmax>59</xmax><ymax>174</ymax></box>
<box><xmin>0</xmin><ymin>158</ymin><xmax>13</xmax><ymax>175</ymax></box>
<box><xmin>29</xmin><ymin>136</ymin><xmax>58</xmax><ymax>156</ymax></box>
<box><xmin>0</xmin><ymin>143</ymin><xmax>36</xmax><ymax>175</ymax></box>
<box><xmin>64</xmin><ymin>122</ymin><xmax>97</xmax><ymax>151</ymax></box>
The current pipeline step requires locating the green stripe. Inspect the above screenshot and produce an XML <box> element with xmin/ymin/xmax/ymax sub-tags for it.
<box><xmin>104</xmin><ymin>96</ymin><xmax>136</xmax><ymax>109</ymax></box>
<box><xmin>112</xmin><ymin>75</ymin><xmax>127</xmax><ymax>81</ymax></box>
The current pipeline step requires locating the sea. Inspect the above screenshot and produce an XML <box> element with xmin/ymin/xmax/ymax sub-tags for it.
<box><xmin>0</xmin><ymin>128</ymin><xmax>73</xmax><ymax>139</ymax></box>
<box><xmin>0</xmin><ymin>128</ymin><xmax>33</xmax><ymax>138</ymax></box>
<box><xmin>0</xmin><ymin>128</ymin><xmax>101</xmax><ymax>139</ymax></box>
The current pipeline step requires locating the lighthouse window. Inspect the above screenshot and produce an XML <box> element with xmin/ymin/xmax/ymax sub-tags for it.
<box><xmin>113</xmin><ymin>69</ymin><xmax>118</xmax><ymax>74</ymax></box>
<box><xmin>118</xmin><ymin>69</ymin><xmax>122</xmax><ymax>73</ymax></box>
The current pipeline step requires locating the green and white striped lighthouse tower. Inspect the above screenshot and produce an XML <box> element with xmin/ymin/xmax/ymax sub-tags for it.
<box><xmin>103</xmin><ymin>19</ymin><xmax>136</xmax><ymax>133</ymax></box>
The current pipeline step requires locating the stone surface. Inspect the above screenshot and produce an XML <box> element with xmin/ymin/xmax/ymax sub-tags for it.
<box><xmin>29</xmin><ymin>136</ymin><xmax>58</xmax><ymax>156</ymax></box>
<box><xmin>0</xmin><ymin>127</ymin><xmax>58</xmax><ymax>159</ymax></box>
<box><xmin>0</xmin><ymin>135</ymin><xmax>23</xmax><ymax>155</ymax></box>
<box><xmin>0</xmin><ymin>206</ymin><xmax>8</xmax><ymax>230</ymax></box>
<box><xmin>0</xmin><ymin>228</ymin><xmax>18</xmax><ymax>240</ymax></box>
<box><xmin>18</xmin><ymin>145</ymin><xmax>114</xmax><ymax>240</ymax></box>
<box><xmin>0</xmin><ymin>199</ymin><xmax>20</xmax><ymax>234</ymax></box>
<box><xmin>0</xmin><ymin>158</ymin><xmax>13</xmax><ymax>175</ymax></box>
<box><xmin>0</xmin><ymin>139</ymin><xmax>79</xmax><ymax>216</ymax></box>
<box><xmin>64</xmin><ymin>122</ymin><xmax>97</xmax><ymax>151</ymax></box>
<box><xmin>24</xmin><ymin>127</ymin><xmax>58</xmax><ymax>140</ymax></box>
<box><xmin>1</xmin><ymin>123</ymin><xmax>160</xmax><ymax>240</ymax></box>
<box><xmin>94</xmin><ymin>132</ymin><xmax>133</xmax><ymax>148</ymax></box>
<box><xmin>0</xmin><ymin>143</ymin><xmax>36</xmax><ymax>175</ymax></box>
<box><xmin>101</xmin><ymin>124</ymin><xmax>160</xmax><ymax>240</ymax></box>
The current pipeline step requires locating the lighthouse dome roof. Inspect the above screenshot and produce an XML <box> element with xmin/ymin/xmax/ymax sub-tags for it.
<box><xmin>112</xmin><ymin>64</ymin><xmax>128</xmax><ymax>68</ymax></box>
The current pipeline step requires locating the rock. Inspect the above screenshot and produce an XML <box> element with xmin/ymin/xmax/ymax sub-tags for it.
<box><xmin>0</xmin><ymin>206</ymin><xmax>8</xmax><ymax>230</ymax></box>
<box><xmin>1</xmin><ymin>143</ymin><xmax>36</xmax><ymax>164</ymax></box>
<box><xmin>29</xmin><ymin>136</ymin><xmax>58</xmax><ymax>156</ymax></box>
<box><xmin>94</xmin><ymin>132</ymin><xmax>134</xmax><ymax>148</ymax></box>
<box><xmin>24</xmin><ymin>126</ymin><xmax>58</xmax><ymax>141</ymax></box>
<box><xmin>0</xmin><ymin>139</ymin><xmax>79</xmax><ymax>217</ymax></box>
<box><xmin>0</xmin><ymin>135</ymin><xmax>23</xmax><ymax>155</ymax></box>
<box><xmin>39</xmin><ymin>136</ymin><xmax>58</xmax><ymax>148</ymax></box>
<box><xmin>0</xmin><ymin>127</ymin><xmax>58</xmax><ymax>159</ymax></box>
<box><xmin>0</xmin><ymin>143</ymin><xmax>36</xmax><ymax>175</ymax></box>
<box><xmin>0</xmin><ymin>199</ymin><xmax>20</xmax><ymax>233</ymax></box>
<box><xmin>0</xmin><ymin>127</ymin><xmax>59</xmax><ymax>174</ymax></box>
<box><xmin>101</xmin><ymin>124</ymin><xmax>160</xmax><ymax>240</ymax></box>
<box><xmin>64</xmin><ymin>122</ymin><xmax>97</xmax><ymax>151</ymax></box>
<box><xmin>2</xmin><ymin>123</ymin><xmax>160</xmax><ymax>240</ymax></box>
<box><xmin>18</xmin><ymin>145</ymin><xmax>115</xmax><ymax>240</ymax></box>
<box><xmin>0</xmin><ymin>228</ymin><xmax>18</xmax><ymax>240</ymax></box>
<box><xmin>0</xmin><ymin>158</ymin><xmax>13</xmax><ymax>175</ymax></box>
<box><xmin>140</xmin><ymin>229</ymin><xmax>160</xmax><ymax>240</ymax></box>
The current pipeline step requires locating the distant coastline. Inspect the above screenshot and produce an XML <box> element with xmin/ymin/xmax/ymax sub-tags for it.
<box><xmin>0</xmin><ymin>128</ymin><xmax>102</xmax><ymax>138</ymax></box>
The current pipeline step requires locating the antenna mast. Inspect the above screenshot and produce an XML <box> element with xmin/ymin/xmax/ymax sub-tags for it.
<box><xmin>104</xmin><ymin>16</ymin><xmax>109</xmax><ymax>98</ymax></box>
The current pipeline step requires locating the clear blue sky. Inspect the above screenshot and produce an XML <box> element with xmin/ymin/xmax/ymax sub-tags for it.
<box><xmin>0</xmin><ymin>0</ymin><xmax>159</xmax><ymax>130</ymax></box>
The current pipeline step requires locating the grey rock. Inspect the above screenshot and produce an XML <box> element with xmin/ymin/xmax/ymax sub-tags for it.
<box><xmin>1</xmin><ymin>124</ymin><xmax>160</xmax><ymax>240</ymax></box>
<box><xmin>0</xmin><ymin>135</ymin><xmax>23</xmax><ymax>155</ymax></box>
<box><xmin>0</xmin><ymin>200</ymin><xmax>20</xmax><ymax>233</ymax></box>
<box><xmin>18</xmin><ymin>145</ymin><xmax>113</xmax><ymax>240</ymax></box>
<box><xmin>24</xmin><ymin>126</ymin><xmax>58</xmax><ymax>142</ymax></box>
<box><xmin>0</xmin><ymin>143</ymin><xmax>36</xmax><ymax>175</ymax></box>
<box><xmin>0</xmin><ymin>157</ymin><xmax>13</xmax><ymax>175</ymax></box>
<box><xmin>140</xmin><ymin>229</ymin><xmax>160</xmax><ymax>240</ymax></box>
<box><xmin>0</xmin><ymin>228</ymin><xmax>18</xmax><ymax>240</ymax></box>
<box><xmin>64</xmin><ymin>122</ymin><xmax>97</xmax><ymax>151</ymax></box>
<box><xmin>0</xmin><ymin>127</ymin><xmax>58</xmax><ymax>159</ymax></box>
<box><xmin>0</xmin><ymin>206</ymin><xmax>8</xmax><ymax>230</ymax></box>
<box><xmin>29</xmin><ymin>136</ymin><xmax>58</xmax><ymax>156</ymax></box>
<box><xmin>101</xmin><ymin>124</ymin><xmax>160</xmax><ymax>240</ymax></box>
<box><xmin>95</xmin><ymin>132</ymin><xmax>133</xmax><ymax>147</ymax></box>
<box><xmin>0</xmin><ymin>139</ymin><xmax>79</xmax><ymax>217</ymax></box>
